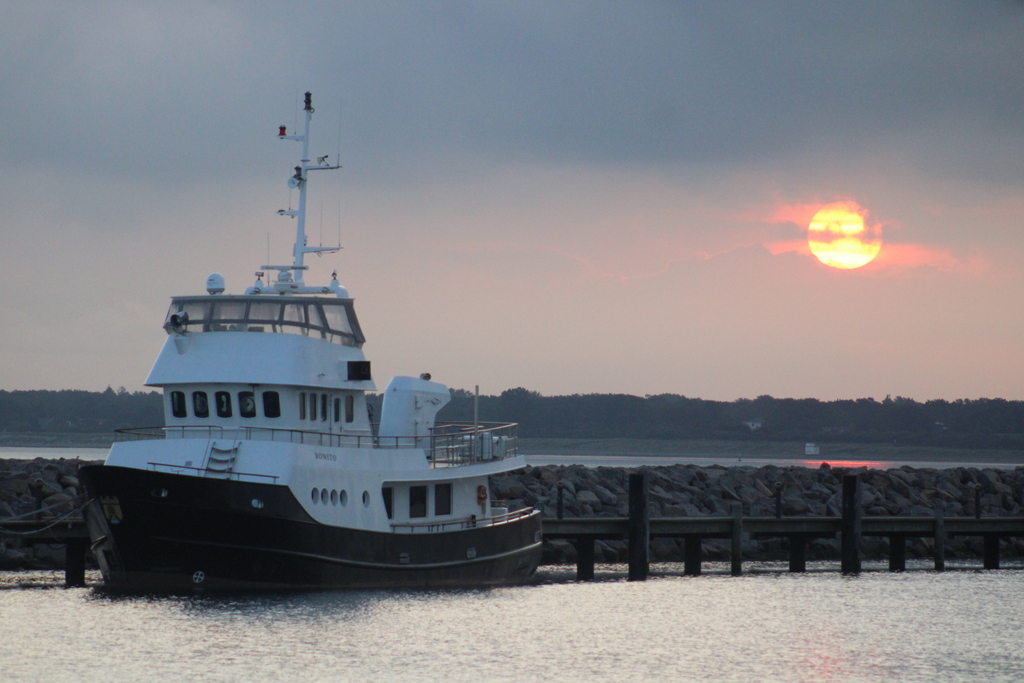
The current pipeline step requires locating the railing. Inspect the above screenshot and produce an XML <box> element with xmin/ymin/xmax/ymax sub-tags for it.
<box><xmin>116</xmin><ymin>425</ymin><xmax>379</xmax><ymax>448</ymax></box>
<box><xmin>390</xmin><ymin>506</ymin><xmax>538</xmax><ymax>533</ymax></box>
<box><xmin>114</xmin><ymin>421</ymin><xmax>519</xmax><ymax>468</ymax></box>
<box><xmin>426</xmin><ymin>422</ymin><xmax>518</xmax><ymax>467</ymax></box>
<box><xmin>146</xmin><ymin>461</ymin><xmax>279</xmax><ymax>483</ymax></box>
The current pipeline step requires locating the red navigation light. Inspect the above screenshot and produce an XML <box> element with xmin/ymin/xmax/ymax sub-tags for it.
<box><xmin>278</xmin><ymin>125</ymin><xmax>287</xmax><ymax>136</ymax></box>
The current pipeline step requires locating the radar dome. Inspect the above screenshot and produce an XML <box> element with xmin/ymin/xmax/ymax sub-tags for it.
<box><xmin>206</xmin><ymin>273</ymin><xmax>226</xmax><ymax>294</ymax></box>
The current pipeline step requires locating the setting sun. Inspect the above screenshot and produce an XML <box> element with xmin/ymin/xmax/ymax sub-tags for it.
<box><xmin>807</xmin><ymin>201</ymin><xmax>882</xmax><ymax>269</ymax></box>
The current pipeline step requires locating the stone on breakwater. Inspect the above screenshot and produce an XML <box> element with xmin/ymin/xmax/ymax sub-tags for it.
<box><xmin>0</xmin><ymin>458</ymin><xmax>102</xmax><ymax>570</ymax></box>
<box><xmin>490</xmin><ymin>463</ymin><xmax>1024</xmax><ymax>564</ymax></box>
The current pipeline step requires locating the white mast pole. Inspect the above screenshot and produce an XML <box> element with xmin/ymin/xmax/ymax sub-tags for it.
<box><xmin>257</xmin><ymin>91</ymin><xmax>343</xmax><ymax>296</ymax></box>
<box><xmin>293</xmin><ymin>92</ymin><xmax>314</xmax><ymax>281</ymax></box>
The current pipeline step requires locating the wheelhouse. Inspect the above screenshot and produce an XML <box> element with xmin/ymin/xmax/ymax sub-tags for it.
<box><xmin>164</xmin><ymin>296</ymin><xmax>365</xmax><ymax>347</ymax></box>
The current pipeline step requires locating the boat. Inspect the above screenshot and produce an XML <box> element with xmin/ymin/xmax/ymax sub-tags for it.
<box><xmin>79</xmin><ymin>92</ymin><xmax>542</xmax><ymax>592</ymax></box>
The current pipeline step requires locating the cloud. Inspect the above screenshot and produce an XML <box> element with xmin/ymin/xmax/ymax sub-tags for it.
<box><xmin>4</xmin><ymin>3</ymin><xmax>1024</xmax><ymax>400</ymax></box>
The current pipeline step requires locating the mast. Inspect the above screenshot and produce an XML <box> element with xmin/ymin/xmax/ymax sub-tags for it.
<box><xmin>250</xmin><ymin>91</ymin><xmax>344</xmax><ymax>296</ymax></box>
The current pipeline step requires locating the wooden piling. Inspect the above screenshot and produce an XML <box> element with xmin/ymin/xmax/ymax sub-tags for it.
<box><xmin>575</xmin><ymin>539</ymin><xmax>595</xmax><ymax>581</ymax></box>
<box><xmin>889</xmin><ymin>534</ymin><xmax>906</xmax><ymax>572</ymax></box>
<box><xmin>731</xmin><ymin>503</ymin><xmax>743</xmax><ymax>576</ymax></box>
<box><xmin>788</xmin><ymin>536</ymin><xmax>806</xmax><ymax>573</ymax></box>
<box><xmin>627</xmin><ymin>472</ymin><xmax>649</xmax><ymax>581</ymax></box>
<box><xmin>64</xmin><ymin>537</ymin><xmax>87</xmax><ymax>588</ymax></box>
<box><xmin>983</xmin><ymin>535</ymin><xmax>1000</xmax><ymax>570</ymax></box>
<box><xmin>841</xmin><ymin>474</ymin><xmax>861</xmax><ymax>574</ymax></box>
<box><xmin>934</xmin><ymin>504</ymin><xmax>945</xmax><ymax>572</ymax></box>
<box><xmin>683</xmin><ymin>536</ymin><xmax>702</xmax><ymax>576</ymax></box>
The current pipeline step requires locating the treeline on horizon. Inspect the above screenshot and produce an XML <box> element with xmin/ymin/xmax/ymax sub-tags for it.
<box><xmin>4</xmin><ymin>387</ymin><xmax>1024</xmax><ymax>450</ymax></box>
<box><xmin>439</xmin><ymin>388</ymin><xmax>1024</xmax><ymax>450</ymax></box>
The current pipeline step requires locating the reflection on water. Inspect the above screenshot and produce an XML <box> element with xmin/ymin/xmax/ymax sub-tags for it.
<box><xmin>2</xmin><ymin>564</ymin><xmax>1023</xmax><ymax>682</ymax></box>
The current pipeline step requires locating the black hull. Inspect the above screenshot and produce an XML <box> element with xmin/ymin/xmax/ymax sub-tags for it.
<box><xmin>79</xmin><ymin>465</ymin><xmax>541</xmax><ymax>593</ymax></box>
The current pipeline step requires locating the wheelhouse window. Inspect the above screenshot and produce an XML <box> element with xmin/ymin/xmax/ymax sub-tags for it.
<box><xmin>333</xmin><ymin>397</ymin><xmax>340</xmax><ymax>422</ymax></box>
<box><xmin>163</xmin><ymin>297</ymin><xmax>365</xmax><ymax>348</ymax></box>
<box><xmin>345</xmin><ymin>395</ymin><xmax>355</xmax><ymax>423</ymax></box>
<box><xmin>263</xmin><ymin>391</ymin><xmax>281</xmax><ymax>418</ymax></box>
<box><xmin>299</xmin><ymin>392</ymin><xmax>306</xmax><ymax>420</ymax></box>
<box><xmin>248</xmin><ymin>301</ymin><xmax>280</xmax><ymax>333</ymax></box>
<box><xmin>215</xmin><ymin>391</ymin><xmax>232</xmax><ymax>418</ymax></box>
<box><xmin>192</xmin><ymin>392</ymin><xmax>209</xmax><ymax>418</ymax></box>
<box><xmin>320</xmin><ymin>394</ymin><xmax>328</xmax><ymax>421</ymax></box>
<box><xmin>435</xmin><ymin>483</ymin><xmax>452</xmax><ymax>516</ymax></box>
<box><xmin>209</xmin><ymin>301</ymin><xmax>247</xmax><ymax>331</ymax></box>
<box><xmin>282</xmin><ymin>303</ymin><xmax>307</xmax><ymax>336</ymax></box>
<box><xmin>409</xmin><ymin>486</ymin><xmax>427</xmax><ymax>519</ymax></box>
<box><xmin>309</xmin><ymin>393</ymin><xmax>317</xmax><ymax>421</ymax></box>
<box><xmin>382</xmin><ymin>487</ymin><xmax>394</xmax><ymax>520</ymax></box>
<box><xmin>170</xmin><ymin>391</ymin><xmax>187</xmax><ymax>418</ymax></box>
<box><xmin>238</xmin><ymin>391</ymin><xmax>256</xmax><ymax>418</ymax></box>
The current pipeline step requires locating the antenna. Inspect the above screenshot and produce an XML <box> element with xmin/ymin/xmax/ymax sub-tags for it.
<box><xmin>336</xmin><ymin>96</ymin><xmax>343</xmax><ymax>168</ymax></box>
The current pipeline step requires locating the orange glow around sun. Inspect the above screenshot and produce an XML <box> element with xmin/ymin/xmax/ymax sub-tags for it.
<box><xmin>807</xmin><ymin>201</ymin><xmax>882</xmax><ymax>269</ymax></box>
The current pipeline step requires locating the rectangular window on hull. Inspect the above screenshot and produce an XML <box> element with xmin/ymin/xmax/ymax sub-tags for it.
<box><xmin>299</xmin><ymin>392</ymin><xmax>306</xmax><ymax>420</ymax></box>
<box><xmin>170</xmin><ymin>391</ymin><xmax>187</xmax><ymax>418</ymax></box>
<box><xmin>215</xmin><ymin>391</ymin><xmax>232</xmax><ymax>418</ymax></box>
<box><xmin>321</xmin><ymin>393</ymin><xmax>328</xmax><ymax>421</ymax></box>
<box><xmin>192</xmin><ymin>391</ymin><xmax>209</xmax><ymax>418</ymax></box>
<box><xmin>409</xmin><ymin>486</ymin><xmax>427</xmax><ymax>519</ymax></box>
<box><xmin>435</xmin><ymin>483</ymin><xmax>452</xmax><ymax>516</ymax></box>
<box><xmin>309</xmin><ymin>393</ymin><xmax>317</xmax><ymax>421</ymax></box>
<box><xmin>263</xmin><ymin>391</ymin><xmax>281</xmax><ymax>418</ymax></box>
<box><xmin>333</xmin><ymin>397</ymin><xmax>340</xmax><ymax>422</ymax></box>
<box><xmin>238</xmin><ymin>391</ymin><xmax>256</xmax><ymax>418</ymax></box>
<box><xmin>382</xmin><ymin>487</ymin><xmax>394</xmax><ymax>520</ymax></box>
<box><xmin>345</xmin><ymin>395</ymin><xmax>354</xmax><ymax>423</ymax></box>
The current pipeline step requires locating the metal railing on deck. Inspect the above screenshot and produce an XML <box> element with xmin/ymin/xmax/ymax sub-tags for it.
<box><xmin>426</xmin><ymin>421</ymin><xmax>518</xmax><ymax>467</ymax></box>
<box><xmin>390</xmin><ymin>506</ymin><xmax>538</xmax><ymax>533</ymax></box>
<box><xmin>114</xmin><ymin>421</ymin><xmax>518</xmax><ymax>468</ymax></box>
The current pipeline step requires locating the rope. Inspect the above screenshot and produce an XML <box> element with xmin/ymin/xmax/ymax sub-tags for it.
<box><xmin>0</xmin><ymin>503</ymin><xmax>90</xmax><ymax>537</ymax></box>
<box><xmin>0</xmin><ymin>495</ymin><xmax>90</xmax><ymax>526</ymax></box>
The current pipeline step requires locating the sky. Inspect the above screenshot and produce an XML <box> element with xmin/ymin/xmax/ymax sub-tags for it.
<box><xmin>3</xmin><ymin>1</ymin><xmax>1024</xmax><ymax>402</ymax></box>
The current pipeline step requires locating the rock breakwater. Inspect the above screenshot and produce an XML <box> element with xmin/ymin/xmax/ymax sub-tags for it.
<box><xmin>490</xmin><ymin>463</ymin><xmax>1024</xmax><ymax>565</ymax></box>
<box><xmin>0</xmin><ymin>458</ymin><xmax>99</xmax><ymax>569</ymax></box>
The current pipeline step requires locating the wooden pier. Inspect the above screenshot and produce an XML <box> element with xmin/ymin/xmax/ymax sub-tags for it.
<box><xmin>543</xmin><ymin>473</ymin><xmax>1024</xmax><ymax>580</ymax></box>
<box><xmin>0</xmin><ymin>519</ymin><xmax>90</xmax><ymax>587</ymax></box>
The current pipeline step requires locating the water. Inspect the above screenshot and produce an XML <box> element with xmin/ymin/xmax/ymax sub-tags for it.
<box><xmin>527</xmin><ymin>454</ymin><xmax>1024</xmax><ymax>470</ymax></box>
<box><xmin>2</xmin><ymin>564</ymin><xmax>1023</xmax><ymax>682</ymax></box>
<box><xmin>0</xmin><ymin>446</ymin><xmax>108</xmax><ymax>461</ymax></box>
<box><xmin>6</xmin><ymin>446</ymin><xmax>1024</xmax><ymax>470</ymax></box>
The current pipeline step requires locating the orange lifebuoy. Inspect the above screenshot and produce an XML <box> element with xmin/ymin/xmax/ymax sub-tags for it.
<box><xmin>477</xmin><ymin>485</ymin><xmax>487</xmax><ymax>504</ymax></box>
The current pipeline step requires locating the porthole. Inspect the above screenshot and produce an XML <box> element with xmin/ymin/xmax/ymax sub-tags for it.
<box><xmin>362</xmin><ymin>490</ymin><xmax>370</xmax><ymax>507</ymax></box>
<box><xmin>330</xmin><ymin>489</ymin><xmax>338</xmax><ymax>505</ymax></box>
<box><xmin>251</xmin><ymin>498</ymin><xmax>265</xmax><ymax>509</ymax></box>
<box><xmin>321</xmin><ymin>488</ymin><xmax>329</xmax><ymax>504</ymax></box>
<box><xmin>311</xmin><ymin>487</ymin><xmax>318</xmax><ymax>503</ymax></box>
<box><xmin>340</xmin><ymin>490</ymin><xmax>348</xmax><ymax>506</ymax></box>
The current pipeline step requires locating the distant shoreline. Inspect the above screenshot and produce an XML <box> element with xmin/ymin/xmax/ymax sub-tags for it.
<box><xmin>3</xmin><ymin>433</ymin><xmax>1024</xmax><ymax>464</ymax></box>
<box><xmin>0</xmin><ymin>433</ymin><xmax>115</xmax><ymax>449</ymax></box>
